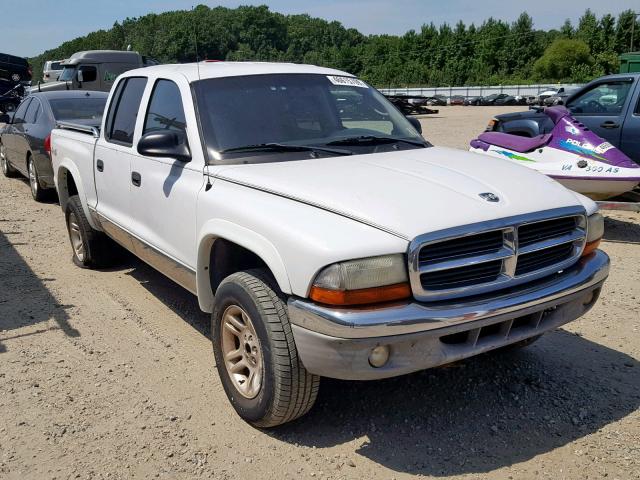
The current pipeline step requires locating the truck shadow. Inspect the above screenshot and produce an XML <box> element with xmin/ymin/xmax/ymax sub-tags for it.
<box><xmin>123</xmin><ymin>257</ymin><xmax>210</xmax><ymax>337</ymax></box>
<box><xmin>0</xmin><ymin>231</ymin><xmax>79</xmax><ymax>353</ymax></box>
<box><xmin>269</xmin><ymin>331</ymin><xmax>639</xmax><ymax>476</ymax></box>
<box><xmin>603</xmin><ymin>215</ymin><xmax>640</xmax><ymax>244</ymax></box>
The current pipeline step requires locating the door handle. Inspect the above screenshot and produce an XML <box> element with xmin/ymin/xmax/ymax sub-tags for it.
<box><xmin>131</xmin><ymin>171</ymin><xmax>141</xmax><ymax>187</ymax></box>
<box><xmin>600</xmin><ymin>121</ymin><xmax>620</xmax><ymax>129</ymax></box>
<box><xmin>96</xmin><ymin>159</ymin><xmax>104</xmax><ymax>172</ymax></box>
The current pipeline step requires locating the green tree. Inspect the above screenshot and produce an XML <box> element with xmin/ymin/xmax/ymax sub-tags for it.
<box><xmin>25</xmin><ymin>5</ymin><xmax>637</xmax><ymax>87</ymax></box>
<box><xmin>533</xmin><ymin>38</ymin><xmax>594</xmax><ymax>81</ymax></box>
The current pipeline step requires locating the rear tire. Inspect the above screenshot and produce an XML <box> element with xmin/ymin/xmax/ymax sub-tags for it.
<box><xmin>1</xmin><ymin>143</ymin><xmax>18</xmax><ymax>178</ymax></box>
<box><xmin>212</xmin><ymin>269</ymin><xmax>320</xmax><ymax>427</ymax></box>
<box><xmin>65</xmin><ymin>195</ymin><xmax>120</xmax><ymax>268</ymax></box>
<box><xmin>27</xmin><ymin>156</ymin><xmax>49</xmax><ymax>202</ymax></box>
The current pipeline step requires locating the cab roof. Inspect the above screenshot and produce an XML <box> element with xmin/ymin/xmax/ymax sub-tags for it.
<box><xmin>63</xmin><ymin>50</ymin><xmax>142</xmax><ymax>66</ymax></box>
<box><xmin>121</xmin><ymin>61</ymin><xmax>354</xmax><ymax>83</ymax></box>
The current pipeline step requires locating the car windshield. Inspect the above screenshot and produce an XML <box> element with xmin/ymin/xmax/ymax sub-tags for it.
<box><xmin>58</xmin><ymin>66</ymin><xmax>76</xmax><ymax>82</ymax></box>
<box><xmin>49</xmin><ymin>97</ymin><xmax>107</xmax><ymax>121</ymax></box>
<box><xmin>194</xmin><ymin>73</ymin><xmax>428</xmax><ymax>164</ymax></box>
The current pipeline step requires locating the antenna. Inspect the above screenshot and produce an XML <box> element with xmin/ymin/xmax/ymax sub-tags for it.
<box><xmin>192</xmin><ymin>6</ymin><xmax>201</xmax><ymax>80</ymax></box>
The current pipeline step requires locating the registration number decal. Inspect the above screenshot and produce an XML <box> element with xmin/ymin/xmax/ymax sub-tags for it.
<box><xmin>326</xmin><ymin>76</ymin><xmax>369</xmax><ymax>88</ymax></box>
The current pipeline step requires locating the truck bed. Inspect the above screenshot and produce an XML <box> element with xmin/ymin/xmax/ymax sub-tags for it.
<box><xmin>51</xmin><ymin>124</ymin><xmax>101</xmax><ymax>217</ymax></box>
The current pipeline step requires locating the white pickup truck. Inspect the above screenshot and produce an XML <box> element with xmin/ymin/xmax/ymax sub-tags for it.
<box><xmin>51</xmin><ymin>62</ymin><xmax>610</xmax><ymax>427</ymax></box>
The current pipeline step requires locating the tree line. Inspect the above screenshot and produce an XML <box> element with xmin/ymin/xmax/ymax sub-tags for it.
<box><xmin>28</xmin><ymin>5</ymin><xmax>640</xmax><ymax>87</ymax></box>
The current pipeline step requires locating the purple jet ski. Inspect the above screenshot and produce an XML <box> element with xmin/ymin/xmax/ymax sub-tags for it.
<box><xmin>470</xmin><ymin>106</ymin><xmax>640</xmax><ymax>200</ymax></box>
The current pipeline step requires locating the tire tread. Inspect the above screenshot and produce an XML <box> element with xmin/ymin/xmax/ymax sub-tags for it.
<box><xmin>217</xmin><ymin>269</ymin><xmax>320</xmax><ymax>427</ymax></box>
<box><xmin>66</xmin><ymin>195</ymin><xmax>119</xmax><ymax>268</ymax></box>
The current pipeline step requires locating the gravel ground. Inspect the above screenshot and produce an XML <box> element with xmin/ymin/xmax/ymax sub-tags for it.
<box><xmin>1</xmin><ymin>106</ymin><xmax>639</xmax><ymax>480</ymax></box>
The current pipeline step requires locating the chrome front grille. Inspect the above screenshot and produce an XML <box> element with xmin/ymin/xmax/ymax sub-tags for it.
<box><xmin>408</xmin><ymin>207</ymin><xmax>587</xmax><ymax>301</ymax></box>
<box><xmin>419</xmin><ymin>230</ymin><xmax>504</xmax><ymax>263</ymax></box>
<box><xmin>518</xmin><ymin>216</ymin><xmax>578</xmax><ymax>247</ymax></box>
<box><xmin>421</xmin><ymin>260</ymin><xmax>503</xmax><ymax>290</ymax></box>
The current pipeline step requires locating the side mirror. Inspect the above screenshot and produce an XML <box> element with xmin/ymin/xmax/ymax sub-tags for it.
<box><xmin>76</xmin><ymin>69</ymin><xmax>84</xmax><ymax>84</ymax></box>
<box><xmin>137</xmin><ymin>130</ymin><xmax>191</xmax><ymax>162</ymax></box>
<box><xmin>0</xmin><ymin>113</ymin><xmax>11</xmax><ymax>124</ymax></box>
<box><xmin>407</xmin><ymin>116</ymin><xmax>422</xmax><ymax>134</ymax></box>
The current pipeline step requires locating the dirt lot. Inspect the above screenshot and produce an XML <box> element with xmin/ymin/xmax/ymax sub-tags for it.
<box><xmin>1</xmin><ymin>106</ymin><xmax>639</xmax><ymax>480</ymax></box>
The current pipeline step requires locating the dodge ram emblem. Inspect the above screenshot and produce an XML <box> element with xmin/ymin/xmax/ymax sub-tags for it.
<box><xmin>479</xmin><ymin>192</ymin><xmax>500</xmax><ymax>202</ymax></box>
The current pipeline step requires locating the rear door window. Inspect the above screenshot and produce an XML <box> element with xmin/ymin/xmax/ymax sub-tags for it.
<box><xmin>24</xmin><ymin>99</ymin><xmax>41</xmax><ymax>124</ymax></box>
<box><xmin>12</xmin><ymin>98</ymin><xmax>31</xmax><ymax>123</ymax></box>
<box><xmin>105</xmin><ymin>77</ymin><xmax>147</xmax><ymax>146</ymax></box>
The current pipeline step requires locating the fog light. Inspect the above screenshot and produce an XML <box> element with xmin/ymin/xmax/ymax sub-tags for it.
<box><xmin>368</xmin><ymin>345</ymin><xmax>390</xmax><ymax>368</ymax></box>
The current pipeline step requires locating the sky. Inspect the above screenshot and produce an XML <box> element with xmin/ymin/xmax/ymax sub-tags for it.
<box><xmin>3</xmin><ymin>0</ymin><xmax>638</xmax><ymax>58</ymax></box>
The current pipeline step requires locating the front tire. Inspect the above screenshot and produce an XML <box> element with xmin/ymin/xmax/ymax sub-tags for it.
<box><xmin>1</xmin><ymin>143</ymin><xmax>18</xmax><ymax>178</ymax></box>
<box><xmin>212</xmin><ymin>269</ymin><xmax>320</xmax><ymax>427</ymax></box>
<box><xmin>65</xmin><ymin>195</ymin><xmax>119</xmax><ymax>268</ymax></box>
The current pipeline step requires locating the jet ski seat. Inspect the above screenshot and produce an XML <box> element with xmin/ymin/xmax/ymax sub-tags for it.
<box><xmin>477</xmin><ymin>132</ymin><xmax>552</xmax><ymax>153</ymax></box>
<box><xmin>544</xmin><ymin>106</ymin><xmax>571</xmax><ymax>125</ymax></box>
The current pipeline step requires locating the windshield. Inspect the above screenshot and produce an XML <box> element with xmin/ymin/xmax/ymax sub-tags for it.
<box><xmin>49</xmin><ymin>97</ymin><xmax>107</xmax><ymax>121</ymax></box>
<box><xmin>194</xmin><ymin>73</ymin><xmax>427</xmax><ymax>163</ymax></box>
<box><xmin>58</xmin><ymin>66</ymin><xmax>76</xmax><ymax>82</ymax></box>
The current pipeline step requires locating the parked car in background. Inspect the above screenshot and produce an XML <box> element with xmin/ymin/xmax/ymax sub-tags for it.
<box><xmin>51</xmin><ymin>62</ymin><xmax>608</xmax><ymax>427</ymax></box>
<box><xmin>0</xmin><ymin>53</ymin><xmax>32</xmax><ymax>84</ymax></box>
<box><xmin>0</xmin><ymin>90</ymin><xmax>108</xmax><ymax>201</ymax></box>
<box><xmin>480</xmin><ymin>93</ymin><xmax>512</xmax><ymax>105</ymax></box>
<box><xmin>525</xmin><ymin>95</ymin><xmax>539</xmax><ymax>105</ymax></box>
<box><xmin>464</xmin><ymin>95</ymin><xmax>483</xmax><ymax>106</ymax></box>
<box><xmin>542</xmin><ymin>88</ymin><xmax>578</xmax><ymax>106</ymax></box>
<box><xmin>466</xmin><ymin>94</ymin><xmax>523</xmax><ymax>106</ymax></box>
<box><xmin>493</xmin><ymin>94</ymin><xmax>518</xmax><ymax>106</ymax></box>
<box><xmin>513</xmin><ymin>95</ymin><xmax>529</xmax><ymax>105</ymax></box>
<box><xmin>426</xmin><ymin>94</ymin><xmax>447</xmax><ymax>106</ymax></box>
<box><xmin>536</xmin><ymin>88</ymin><xmax>561</xmax><ymax>105</ymax></box>
<box><xmin>33</xmin><ymin>50</ymin><xmax>159</xmax><ymax>93</ymax></box>
<box><xmin>43</xmin><ymin>60</ymin><xmax>64</xmax><ymax>83</ymax></box>
<box><xmin>449</xmin><ymin>95</ymin><xmax>465</xmax><ymax>105</ymax></box>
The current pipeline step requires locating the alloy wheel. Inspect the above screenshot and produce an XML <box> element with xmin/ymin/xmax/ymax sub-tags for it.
<box><xmin>0</xmin><ymin>146</ymin><xmax>7</xmax><ymax>174</ymax></box>
<box><xmin>221</xmin><ymin>304</ymin><xmax>263</xmax><ymax>399</ymax></box>
<box><xmin>68</xmin><ymin>212</ymin><xmax>85</xmax><ymax>262</ymax></box>
<box><xmin>28</xmin><ymin>160</ymin><xmax>39</xmax><ymax>197</ymax></box>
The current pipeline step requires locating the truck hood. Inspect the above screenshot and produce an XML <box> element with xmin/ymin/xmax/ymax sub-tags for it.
<box><xmin>214</xmin><ymin>147</ymin><xmax>586</xmax><ymax>240</ymax></box>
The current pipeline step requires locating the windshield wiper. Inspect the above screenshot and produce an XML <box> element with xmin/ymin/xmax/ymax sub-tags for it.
<box><xmin>219</xmin><ymin>143</ymin><xmax>353</xmax><ymax>156</ymax></box>
<box><xmin>327</xmin><ymin>135</ymin><xmax>428</xmax><ymax>148</ymax></box>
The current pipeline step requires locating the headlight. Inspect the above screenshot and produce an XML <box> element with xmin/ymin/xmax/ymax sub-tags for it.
<box><xmin>583</xmin><ymin>212</ymin><xmax>604</xmax><ymax>256</ymax></box>
<box><xmin>310</xmin><ymin>254</ymin><xmax>411</xmax><ymax>306</ymax></box>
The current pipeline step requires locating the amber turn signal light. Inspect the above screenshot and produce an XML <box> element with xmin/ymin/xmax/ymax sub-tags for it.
<box><xmin>309</xmin><ymin>283</ymin><xmax>411</xmax><ymax>306</ymax></box>
<box><xmin>582</xmin><ymin>239</ymin><xmax>601</xmax><ymax>257</ymax></box>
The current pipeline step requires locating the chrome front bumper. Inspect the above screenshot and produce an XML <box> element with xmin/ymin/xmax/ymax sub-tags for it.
<box><xmin>288</xmin><ymin>250</ymin><xmax>609</xmax><ymax>380</ymax></box>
